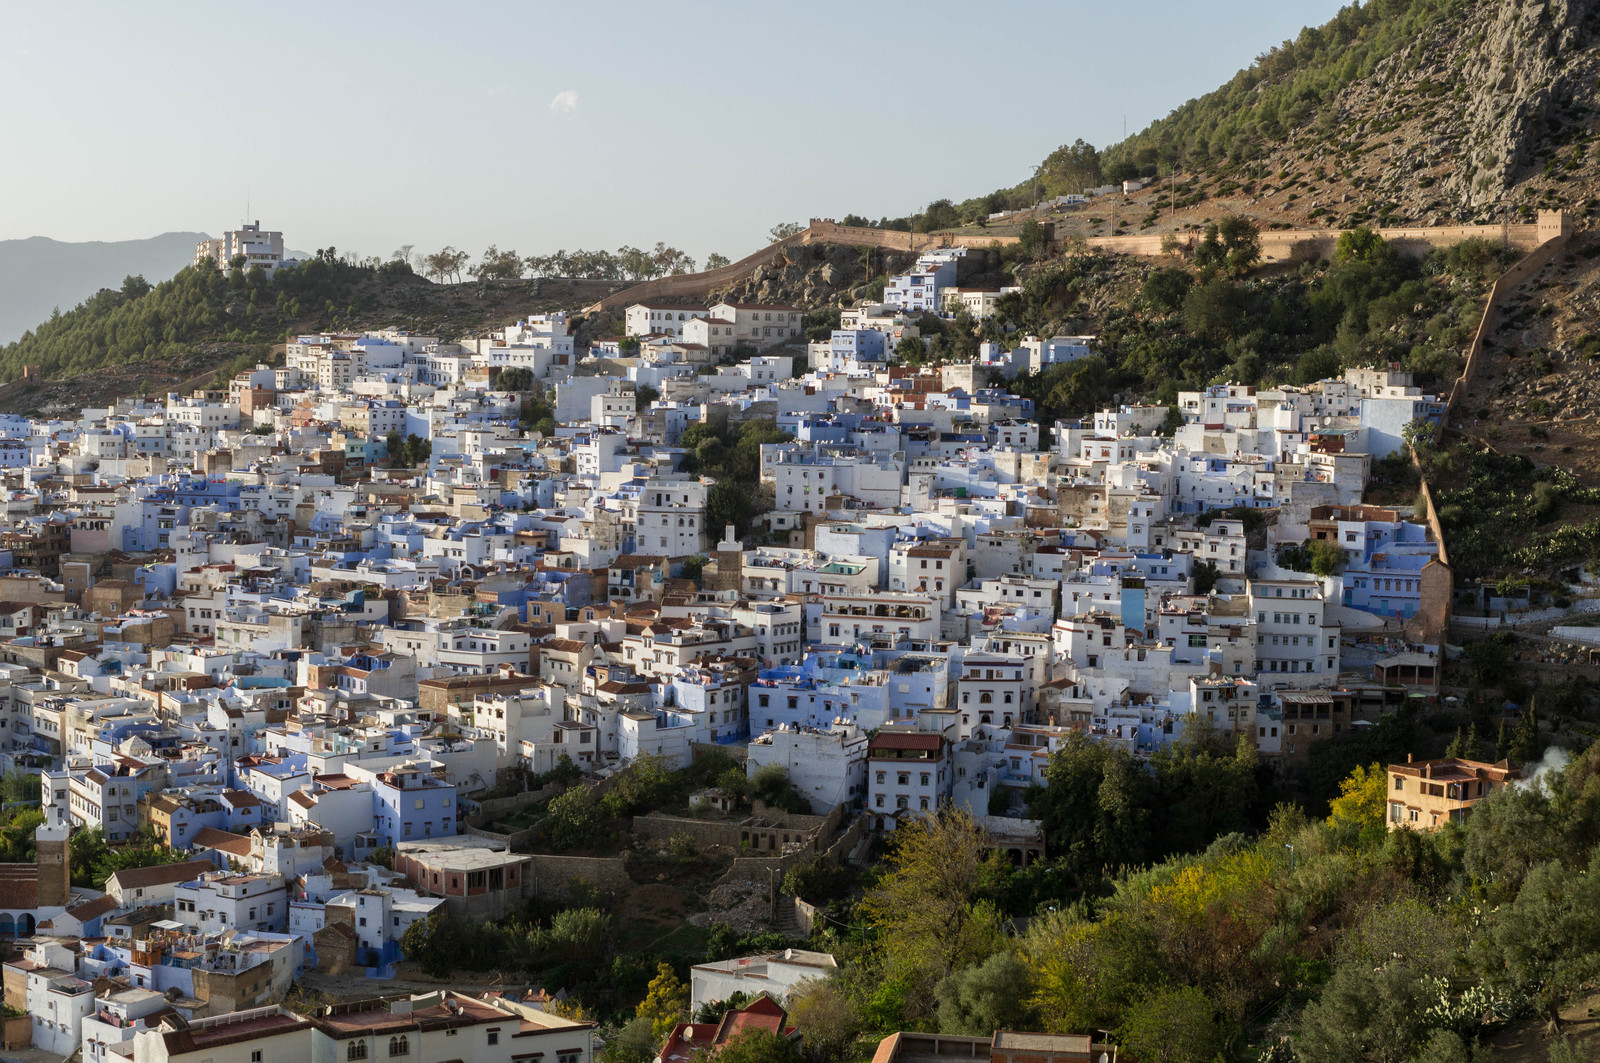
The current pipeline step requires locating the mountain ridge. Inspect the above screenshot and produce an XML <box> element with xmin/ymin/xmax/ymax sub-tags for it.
<box><xmin>0</xmin><ymin>231</ymin><xmax>208</xmax><ymax>344</ymax></box>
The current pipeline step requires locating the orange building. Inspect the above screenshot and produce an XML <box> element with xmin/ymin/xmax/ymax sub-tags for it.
<box><xmin>1386</xmin><ymin>754</ymin><xmax>1520</xmax><ymax>831</ymax></box>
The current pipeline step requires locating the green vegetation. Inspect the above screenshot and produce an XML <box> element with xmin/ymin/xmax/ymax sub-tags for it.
<box><xmin>67</xmin><ymin>827</ymin><xmax>193</xmax><ymax>889</ymax></box>
<box><xmin>1420</xmin><ymin>443</ymin><xmax>1600</xmax><ymax>580</ymax></box>
<box><xmin>679</xmin><ymin>418</ymin><xmax>792</xmax><ymax>539</ymax></box>
<box><xmin>382</xmin><ymin>430</ymin><xmax>433</xmax><ymax>468</ymax></box>
<box><xmin>786</xmin><ymin>747</ymin><xmax>1600</xmax><ymax>1061</ymax></box>
<box><xmin>1098</xmin><ymin>0</ymin><xmax>1464</xmax><ymax>175</ymax></box>
<box><xmin>521</xmin><ymin>243</ymin><xmax>696</xmax><ymax>282</ymax></box>
<box><xmin>985</xmin><ymin>227</ymin><xmax>1510</xmax><ymax>428</ymax></box>
<box><xmin>0</xmin><ymin>255</ymin><xmax>411</xmax><ymax>381</ymax></box>
<box><xmin>0</xmin><ymin>804</ymin><xmax>42</xmax><ymax>864</ymax></box>
<box><xmin>1024</xmin><ymin>732</ymin><xmax>1270</xmax><ymax>896</ymax></box>
<box><xmin>542</xmin><ymin>751</ymin><xmax>752</xmax><ymax>853</ymax></box>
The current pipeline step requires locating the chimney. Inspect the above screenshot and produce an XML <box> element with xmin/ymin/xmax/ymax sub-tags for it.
<box><xmin>1407</xmin><ymin>753</ymin><xmax>1413</xmax><ymax>764</ymax></box>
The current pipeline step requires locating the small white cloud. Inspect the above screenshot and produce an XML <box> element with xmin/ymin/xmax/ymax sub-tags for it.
<box><xmin>486</xmin><ymin>85</ymin><xmax>510</xmax><ymax>98</ymax></box>
<box><xmin>549</xmin><ymin>89</ymin><xmax>579</xmax><ymax>115</ymax></box>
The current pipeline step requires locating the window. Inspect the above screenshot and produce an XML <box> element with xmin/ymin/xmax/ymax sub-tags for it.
<box><xmin>389</xmin><ymin>1037</ymin><xmax>409</xmax><ymax>1057</ymax></box>
<box><xmin>488</xmin><ymin>1031</ymin><xmax>500</xmax><ymax>1046</ymax></box>
<box><xmin>349</xmin><ymin>1044</ymin><xmax>368</xmax><ymax>1061</ymax></box>
<box><xmin>252</xmin><ymin>1054</ymin><xmax>262</xmax><ymax>1063</ymax></box>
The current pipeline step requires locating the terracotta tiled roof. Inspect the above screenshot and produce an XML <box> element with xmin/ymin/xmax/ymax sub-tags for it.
<box><xmin>108</xmin><ymin>859</ymin><xmax>214</xmax><ymax>891</ymax></box>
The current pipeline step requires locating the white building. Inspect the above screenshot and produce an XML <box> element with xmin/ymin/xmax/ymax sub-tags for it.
<box><xmin>745</xmin><ymin>724</ymin><xmax>869</xmax><ymax>813</ymax></box>
<box><xmin>625</xmin><ymin>304</ymin><xmax>710</xmax><ymax>340</ymax></box>
<box><xmin>689</xmin><ymin>949</ymin><xmax>839</xmax><ymax>1010</ymax></box>
<box><xmin>195</xmin><ymin>222</ymin><xmax>286</xmax><ymax>275</ymax></box>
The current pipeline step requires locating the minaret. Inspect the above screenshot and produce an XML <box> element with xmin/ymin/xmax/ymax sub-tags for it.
<box><xmin>36</xmin><ymin>808</ymin><xmax>70</xmax><ymax>908</ymax></box>
<box><xmin>711</xmin><ymin>524</ymin><xmax>744</xmax><ymax>593</ymax></box>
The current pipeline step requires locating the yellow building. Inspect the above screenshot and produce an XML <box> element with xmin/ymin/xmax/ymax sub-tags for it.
<box><xmin>1387</xmin><ymin>754</ymin><xmax>1520</xmax><ymax>830</ymax></box>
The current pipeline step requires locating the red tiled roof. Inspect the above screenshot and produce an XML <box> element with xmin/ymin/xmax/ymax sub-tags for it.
<box><xmin>658</xmin><ymin>996</ymin><xmax>793</xmax><ymax>1063</ymax></box>
<box><xmin>109</xmin><ymin>859</ymin><xmax>215</xmax><ymax>891</ymax></box>
<box><xmin>868</xmin><ymin>731</ymin><xmax>943</xmax><ymax>752</ymax></box>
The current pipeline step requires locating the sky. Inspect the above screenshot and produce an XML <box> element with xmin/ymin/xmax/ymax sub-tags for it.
<box><xmin>2</xmin><ymin>1</ymin><xmax>1349</xmax><ymax>265</ymax></box>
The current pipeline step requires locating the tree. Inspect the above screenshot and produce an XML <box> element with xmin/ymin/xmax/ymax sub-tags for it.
<box><xmin>694</xmin><ymin>992</ymin><xmax>753</xmax><ymax>1023</ymax></box>
<box><xmin>548</xmin><ymin>907</ymin><xmax>614</xmax><ymax>963</ymax></box>
<box><xmin>1118</xmin><ymin>986</ymin><xmax>1226</xmax><ymax>1063</ymax></box>
<box><xmin>544</xmin><ymin>785</ymin><xmax>600</xmax><ymax>851</ymax></box>
<box><xmin>473</xmin><ymin>245</ymin><xmax>523</xmax><ymax>281</ymax></box>
<box><xmin>1476</xmin><ymin>848</ymin><xmax>1600</xmax><ymax>1029</ymax></box>
<box><xmin>600</xmin><ymin>1016</ymin><xmax>657</xmax><ymax>1063</ymax></box>
<box><xmin>1037</xmin><ymin>138</ymin><xmax>1101</xmax><ymax>194</ymax></box>
<box><xmin>1181</xmin><ymin>278</ymin><xmax>1244</xmax><ymax>339</ymax></box>
<box><xmin>786</xmin><ymin>979</ymin><xmax>861</xmax><ymax>1063</ymax></box>
<box><xmin>1327</xmin><ymin>762</ymin><xmax>1387</xmax><ymax>841</ymax></box>
<box><xmin>1192</xmin><ymin>560</ymin><xmax>1221</xmax><ymax>595</ymax></box>
<box><xmin>121</xmin><ymin>274</ymin><xmax>152</xmax><ymax>300</ymax></box>
<box><xmin>859</xmin><ymin>808</ymin><xmax>1006</xmax><ymax>1013</ymax></box>
<box><xmin>749</xmin><ymin>764</ymin><xmax>812</xmax><ymax>815</ymax></box>
<box><xmin>1307</xmin><ymin>539</ymin><xmax>1345</xmax><ymax>577</ymax></box>
<box><xmin>497</xmin><ymin>367</ymin><xmax>534</xmax><ymax>392</ymax></box>
<box><xmin>1027</xmin><ymin>732</ymin><xmax>1154</xmax><ymax>891</ymax></box>
<box><xmin>1465</xmin><ymin>638</ymin><xmax>1512</xmax><ymax>686</ymax></box>
<box><xmin>707</xmin><ymin>1030</ymin><xmax>803</xmax><ymax>1063</ymax></box>
<box><xmin>1402</xmin><ymin>417</ymin><xmax>1440</xmax><ymax>452</ymax></box>
<box><xmin>706</xmin><ymin>479</ymin><xmax>759</xmax><ymax>540</ymax></box>
<box><xmin>934</xmin><ymin>952</ymin><xmax>1034</xmax><ymax>1035</ymax></box>
<box><xmin>637</xmin><ymin>962</ymin><xmax>689</xmax><ymax>1041</ymax></box>
<box><xmin>705</xmin><ymin>252</ymin><xmax>731</xmax><ymax>270</ymax></box>
<box><xmin>600</xmin><ymin>754</ymin><xmax>679</xmax><ymax>818</ymax></box>
<box><xmin>1018</xmin><ymin>220</ymin><xmax>1049</xmax><ymax>261</ymax></box>
<box><xmin>426</xmin><ymin>247</ymin><xmax>464</xmax><ymax>283</ymax></box>
<box><xmin>1142</xmin><ymin>267</ymin><xmax>1193</xmax><ymax>314</ymax></box>
<box><xmin>769</xmin><ymin>223</ymin><xmax>805</xmax><ymax>243</ymax></box>
<box><xmin>1509</xmin><ymin>701</ymin><xmax>1541</xmax><ymax>764</ymax></box>
<box><xmin>1194</xmin><ymin>217</ymin><xmax>1260</xmax><ymax>275</ymax></box>
<box><xmin>1334</xmin><ymin>227</ymin><xmax>1395</xmax><ymax>267</ymax></box>
<box><xmin>0</xmin><ymin>769</ymin><xmax>35</xmax><ymax>805</ymax></box>
<box><xmin>915</xmin><ymin>200</ymin><xmax>959</xmax><ymax>233</ymax></box>
<box><xmin>895</xmin><ymin>336</ymin><xmax>926</xmax><ymax>363</ymax></box>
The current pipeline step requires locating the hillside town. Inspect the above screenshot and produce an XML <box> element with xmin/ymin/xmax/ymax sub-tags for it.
<box><xmin>0</xmin><ymin>227</ymin><xmax>1506</xmax><ymax>1063</ymax></box>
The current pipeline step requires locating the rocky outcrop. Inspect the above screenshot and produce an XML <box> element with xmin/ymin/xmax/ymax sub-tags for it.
<box><xmin>1441</xmin><ymin>0</ymin><xmax>1600</xmax><ymax>208</ymax></box>
<box><xmin>1235</xmin><ymin>0</ymin><xmax>1600</xmax><ymax>227</ymax></box>
<box><xmin>712</xmin><ymin>243</ymin><xmax>917</xmax><ymax>308</ymax></box>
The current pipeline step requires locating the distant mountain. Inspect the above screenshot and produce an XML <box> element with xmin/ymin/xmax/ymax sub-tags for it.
<box><xmin>0</xmin><ymin>232</ymin><xmax>207</xmax><ymax>344</ymax></box>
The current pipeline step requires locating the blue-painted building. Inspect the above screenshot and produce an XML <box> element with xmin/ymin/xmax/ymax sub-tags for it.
<box><xmin>371</xmin><ymin>763</ymin><xmax>457</xmax><ymax>847</ymax></box>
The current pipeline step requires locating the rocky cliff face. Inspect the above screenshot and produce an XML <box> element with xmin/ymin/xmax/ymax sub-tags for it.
<box><xmin>1434</xmin><ymin>0</ymin><xmax>1599</xmax><ymax>208</ymax></box>
<box><xmin>711</xmin><ymin>243</ymin><xmax>917</xmax><ymax>308</ymax></box>
<box><xmin>1253</xmin><ymin>0</ymin><xmax>1600</xmax><ymax>225</ymax></box>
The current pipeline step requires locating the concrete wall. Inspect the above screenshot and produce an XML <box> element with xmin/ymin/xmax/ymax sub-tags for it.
<box><xmin>632</xmin><ymin>801</ymin><xmax>840</xmax><ymax>853</ymax></box>
<box><xmin>585</xmin><ymin>230</ymin><xmax>814</xmax><ymax>313</ymax></box>
<box><xmin>1087</xmin><ymin>218</ymin><xmax>1552</xmax><ymax>264</ymax></box>
<box><xmin>463</xmin><ymin>781</ymin><xmax>564</xmax><ymax>823</ymax></box>
<box><xmin>0</xmin><ymin>1014</ymin><xmax>27</xmax><ymax>1050</ymax></box>
<box><xmin>1446</xmin><ymin>223</ymin><xmax>1575</xmax><ymax>418</ymax></box>
<box><xmin>586</xmin><ymin>218</ymin><xmax>958</xmax><ymax>314</ymax></box>
<box><xmin>524</xmin><ymin>853</ymin><xmax>631</xmax><ymax>899</ymax></box>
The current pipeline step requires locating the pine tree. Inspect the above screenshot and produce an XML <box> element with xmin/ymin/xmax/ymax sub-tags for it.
<box><xmin>1509</xmin><ymin>701</ymin><xmax>1540</xmax><ymax>765</ymax></box>
<box><xmin>1495</xmin><ymin>719</ymin><xmax>1510</xmax><ymax>763</ymax></box>
<box><xmin>1445</xmin><ymin>727</ymin><xmax>1466</xmax><ymax>759</ymax></box>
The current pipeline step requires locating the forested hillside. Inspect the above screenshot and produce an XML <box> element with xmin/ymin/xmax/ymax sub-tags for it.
<box><xmin>0</xmin><ymin>254</ymin><xmax>413</xmax><ymax>381</ymax></box>
<box><xmin>0</xmin><ymin>231</ymin><xmax>205</xmax><ymax>344</ymax></box>
<box><xmin>876</xmin><ymin>0</ymin><xmax>1600</xmax><ymax>235</ymax></box>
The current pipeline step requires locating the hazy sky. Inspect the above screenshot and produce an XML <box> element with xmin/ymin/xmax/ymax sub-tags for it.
<box><xmin>3</xmin><ymin>1</ymin><xmax>1346</xmax><ymax>263</ymax></box>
